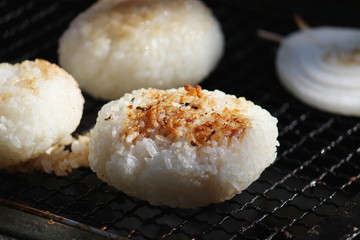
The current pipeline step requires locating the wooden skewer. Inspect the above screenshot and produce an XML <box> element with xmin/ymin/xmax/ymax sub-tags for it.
<box><xmin>257</xmin><ymin>14</ymin><xmax>309</xmax><ymax>43</ymax></box>
<box><xmin>293</xmin><ymin>13</ymin><xmax>309</xmax><ymax>30</ymax></box>
<box><xmin>256</xmin><ymin>29</ymin><xmax>283</xmax><ymax>43</ymax></box>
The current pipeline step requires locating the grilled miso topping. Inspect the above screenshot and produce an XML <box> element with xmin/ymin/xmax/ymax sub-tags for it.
<box><xmin>122</xmin><ymin>85</ymin><xmax>252</xmax><ymax>147</ymax></box>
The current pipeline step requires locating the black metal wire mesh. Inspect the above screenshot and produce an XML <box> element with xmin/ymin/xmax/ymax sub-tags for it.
<box><xmin>0</xmin><ymin>0</ymin><xmax>360</xmax><ymax>239</ymax></box>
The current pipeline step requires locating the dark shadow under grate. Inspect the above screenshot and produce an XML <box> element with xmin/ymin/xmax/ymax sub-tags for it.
<box><xmin>0</xmin><ymin>1</ymin><xmax>360</xmax><ymax>239</ymax></box>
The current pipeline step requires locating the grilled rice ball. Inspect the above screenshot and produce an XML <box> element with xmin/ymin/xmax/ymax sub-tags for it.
<box><xmin>59</xmin><ymin>0</ymin><xmax>224</xmax><ymax>100</ymax></box>
<box><xmin>0</xmin><ymin>59</ymin><xmax>84</xmax><ymax>169</ymax></box>
<box><xmin>89</xmin><ymin>85</ymin><xmax>279</xmax><ymax>208</ymax></box>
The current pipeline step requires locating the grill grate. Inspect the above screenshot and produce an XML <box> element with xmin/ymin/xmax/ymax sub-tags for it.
<box><xmin>0</xmin><ymin>1</ymin><xmax>360</xmax><ymax>239</ymax></box>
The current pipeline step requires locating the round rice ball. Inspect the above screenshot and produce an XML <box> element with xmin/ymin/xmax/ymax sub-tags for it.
<box><xmin>59</xmin><ymin>0</ymin><xmax>224</xmax><ymax>100</ymax></box>
<box><xmin>89</xmin><ymin>85</ymin><xmax>278</xmax><ymax>208</ymax></box>
<box><xmin>0</xmin><ymin>59</ymin><xmax>84</xmax><ymax>169</ymax></box>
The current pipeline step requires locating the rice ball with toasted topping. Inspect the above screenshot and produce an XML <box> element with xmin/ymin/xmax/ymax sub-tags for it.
<box><xmin>59</xmin><ymin>0</ymin><xmax>224</xmax><ymax>100</ymax></box>
<box><xmin>89</xmin><ymin>85</ymin><xmax>278</xmax><ymax>208</ymax></box>
<box><xmin>0</xmin><ymin>59</ymin><xmax>84</xmax><ymax>169</ymax></box>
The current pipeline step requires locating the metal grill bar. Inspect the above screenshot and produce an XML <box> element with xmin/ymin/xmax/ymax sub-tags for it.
<box><xmin>0</xmin><ymin>0</ymin><xmax>360</xmax><ymax>239</ymax></box>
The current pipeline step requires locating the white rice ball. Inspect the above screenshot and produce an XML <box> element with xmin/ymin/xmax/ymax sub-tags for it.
<box><xmin>0</xmin><ymin>59</ymin><xmax>84</xmax><ymax>169</ymax></box>
<box><xmin>89</xmin><ymin>85</ymin><xmax>278</xmax><ymax>208</ymax></box>
<box><xmin>59</xmin><ymin>0</ymin><xmax>224</xmax><ymax>100</ymax></box>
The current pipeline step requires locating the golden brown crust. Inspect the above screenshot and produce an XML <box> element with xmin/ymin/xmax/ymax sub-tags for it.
<box><xmin>87</xmin><ymin>0</ymin><xmax>212</xmax><ymax>40</ymax></box>
<box><xmin>31</xmin><ymin>59</ymin><xmax>68</xmax><ymax>80</ymax></box>
<box><xmin>7</xmin><ymin>133</ymin><xmax>90</xmax><ymax>176</ymax></box>
<box><xmin>0</xmin><ymin>59</ymin><xmax>79</xmax><ymax>101</ymax></box>
<box><xmin>122</xmin><ymin>85</ymin><xmax>251</xmax><ymax>147</ymax></box>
